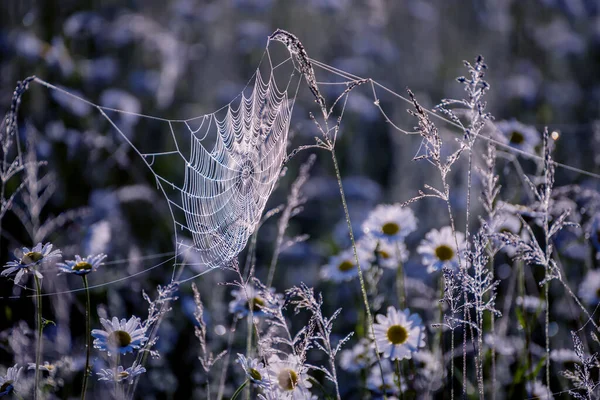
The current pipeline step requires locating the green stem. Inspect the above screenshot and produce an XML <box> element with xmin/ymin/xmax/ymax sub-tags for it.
<box><xmin>81</xmin><ymin>275</ymin><xmax>91</xmax><ymax>400</ymax></box>
<box><xmin>395</xmin><ymin>243</ymin><xmax>406</xmax><ymax>309</ymax></box>
<box><xmin>33</xmin><ymin>273</ymin><xmax>42</xmax><ymax>400</ymax></box>
<box><xmin>395</xmin><ymin>359</ymin><xmax>404</xmax><ymax>400</ymax></box>
<box><xmin>330</xmin><ymin>150</ymin><xmax>387</xmax><ymax>394</ymax></box>
<box><xmin>230</xmin><ymin>380</ymin><xmax>248</xmax><ymax>400</ymax></box>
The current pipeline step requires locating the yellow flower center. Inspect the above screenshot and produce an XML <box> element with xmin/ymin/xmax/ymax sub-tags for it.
<box><xmin>0</xmin><ymin>381</ymin><xmax>13</xmax><ymax>393</ymax></box>
<box><xmin>337</xmin><ymin>260</ymin><xmax>355</xmax><ymax>272</ymax></box>
<box><xmin>277</xmin><ymin>368</ymin><xmax>299</xmax><ymax>391</ymax></box>
<box><xmin>435</xmin><ymin>245</ymin><xmax>455</xmax><ymax>261</ymax></box>
<box><xmin>377</xmin><ymin>250</ymin><xmax>390</xmax><ymax>259</ymax></box>
<box><xmin>117</xmin><ymin>371</ymin><xmax>130</xmax><ymax>380</ymax></box>
<box><xmin>22</xmin><ymin>251</ymin><xmax>43</xmax><ymax>264</ymax></box>
<box><xmin>387</xmin><ymin>324</ymin><xmax>409</xmax><ymax>345</ymax></box>
<box><xmin>247</xmin><ymin>297</ymin><xmax>265</xmax><ymax>312</ymax></box>
<box><xmin>509</xmin><ymin>131</ymin><xmax>525</xmax><ymax>145</ymax></box>
<box><xmin>249</xmin><ymin>367</ymin><xmax>262</xmax><ymax>381</ymax></box>
<box><xmin>382</xmin><ymin>222</ymin><xmax>400</xmax><ymax>236</ymax></box>
<box><xmin>73</xmin><ymin>261</ymin><xmax>93</xmax><ymax>272</ymax></box>
<box><xmin>108</xmin><ymin>330</ymin><xmax>132</xmax><ymax>348</ymax></box>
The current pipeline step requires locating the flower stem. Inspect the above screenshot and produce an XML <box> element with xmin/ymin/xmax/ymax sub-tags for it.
<box><xmin>33</xmin><ymin>273</ymin><xmax>43</xmax><ymax>400</ymax></box>
<box><xmin>395</xmin><ymin>243</ymin><xmax>406</xmax><ymax>309</ymax></box>
<box><xmin>330</xmin><ymin>150</ymin><xmax>387</xmax><ymax>391</ymax></box>
<box><xmin>230</xmin><ymin>380</ymin><xmax>248</xmax><ymax>400</ymax></box>
<box><xmin>81</xmin><ymin>275</ymin><xmax>91</xmax><ymax>400</ymax></box>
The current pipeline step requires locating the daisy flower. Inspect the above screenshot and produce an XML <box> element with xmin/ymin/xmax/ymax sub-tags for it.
<box><xmin>494</xmin><ymin>119</ymin><xmax>541</xmax><ymax>155</ymax></box>
<box><xmin>413</xmin><ymin>350</ymin><xmax>444</xmax><ymax>391</ymax></box>
<box><xmin>91</xmin><ymin>316</ymin><xmax>147</xmax><ymax>356</ymax></box>
<box><xmin>516</xmin><ymin>295</ymin><xmax>545</xmax><ymax>312</ymax></box>
<box><xmin>492</xmin><ymin>212</ymin><xmax>524</xmax><ymax>257</ymax></box>
<box><xmin>267</xmin><ymin>354</ymin><xmax>312</xmax><ymax>399</ymax></box>
<box><xmin>237</xmin><ymin>354</ymin><xmax>272</xmax><ymax>388</ymax></box>
<box><xmin>228</xmin><ymin>285</ymin><xmax>281</xmax><ymax>318</ymax></box>
<box><xmin>97</xmin><ymin>363</ymin><xmax>146</xmax><ymax>384</ymax></box>
<box><xmin>339</xmin><ymin>339</ymin><xmax>376</xmax><ymax>372</ymax></box>
<box><xmin>366</xmin><ymin>359</ymin><xmax>403</xmax><ymax>397</ymax></box>
<box><xmin>578</xmin><ymin>269</ymin><xmax>600</xmax><ymax>306</ymax></box>
<box><xmin>0</xmin><ymin>364</ymin><xmax>22</xmax><ymax>397</ymax></box>
<box><xmin>373</xmin><ymin>306</ymin><xmax>426</xmax><ymax>361</ymax></box>
<box><xmin>359</xmin><ymin>236</ymin><xmax>408</xmax><ymax>270</ymax></box>
<box><xmin>320</xmin><ymin>247</ymin><xmax>374</xmax><ymax>282</ymax></box>
<box><xmin>57</xmin><ymin>253</ymin><xmax>107</xmax><ymax>276</ymax></box>
<box><xmin>550</xmin><ymin>349</ymin><xmax>579</xmax><ymax>364</ymax></box>
<box><xmin>417</xmin><ymin>226</ymin><xmax>466</xmax><ymax>273</ymax></box>
<box><xmin>1</xmin><ymin>242</ymin><xmax>62</xmax><ymax>285</ymax></box>
<box><xmin>27</xmin><ymin>361</ymin><xmax>57</xmax><ymax>373</ymax></box>
<box><xmin>526</xmin><ymin>381</ymin><xmax>553</xmax><ymax>400</ymax></box>
<box><xmin>363</xmin><ymin>204</ymin><xmax>417</xmax><ymax>243</ymax></box>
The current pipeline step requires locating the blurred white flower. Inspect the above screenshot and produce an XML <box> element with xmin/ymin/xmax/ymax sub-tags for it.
<box><xmin>363</xmin><ymin>204</ymin><xmax>417</xmax><ymax>244</ymax></box>
<box><xmin>0</xmin><ymin>364</ymin><xmax>22</xmax><ymax>397</ymax></box>
<box><xmin>417</xmin><ymin>227</ymin><xmax>465</xmax><ymax>273</ymax></box>
<box><xmin>237</xmin><ymin>354</ymin><xmax>272</xmax><ymax>388</ymax></box>
<box><xmin>339</xmin><ymin>339</ymin><xmax>376</xmax><ymax>372</ymax></box>
<box><xmin>526</xmin><ymin>380</ymin><xmax>553</xmax><ymax>399</ymax></box>
<box><xmin>366</xmin><ymin>359</ymin><xmax>404</xmax><ymax>397</ymax></box>
<box><xmin>97</xmin><ymin>363</ymin><xmax>146</xmax><ymax>384</ymax></box>
<box><xmin>358</xmin><ymin>237</ymin><xmax>408</xmax><ymax>270</ymax></box>
<box><xmin>494</xmin><ymin>119</ymin><xmax>540</xmax><ymax>155</ymax></box>
<box><xmin>579</xmin><ymin>269</ymin><xmax>600</xmax><ymax>306</ymax></box>
<box><xmin>320</xmin><ymin>247</ymin><xmax>373</xmax><ymax>282</ymax></box>
<box><xmin>267</xmin><ymin>354</ymin><xmax>312</xmax><ymax>399</ymax></box>
<box><xmin>228</xmin><ymin>285</ymin><xmax>281</xmax><ymax>317</ymax></box>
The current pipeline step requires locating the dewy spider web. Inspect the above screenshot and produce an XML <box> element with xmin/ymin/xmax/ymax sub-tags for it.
<box><xmin>39</xmin><ymin>33</ymin><xmax>301</xmax><ymax>275</ymax></box>
<box><xmin>6</xmin><ymin>29</ymin><xmax>600</xmax><ymax>299</ymax></box>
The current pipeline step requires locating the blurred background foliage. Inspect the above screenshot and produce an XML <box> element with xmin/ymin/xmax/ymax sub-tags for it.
<box><xmin>0</xmin><ymin>0</ymin><xmax>599</xmax><ymax>398</ymax></box>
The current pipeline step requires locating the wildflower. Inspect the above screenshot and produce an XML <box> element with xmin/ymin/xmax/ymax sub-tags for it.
<box><xmin>413</xmin><ymin>350</ymin><xmax>444</xmax><ymax>391</ymax></box>
<box><xmin>373</xmin><ymin>306</ymin><xmax>426</xmax><ymax>361</ymax></box>
<box><xmin>578</xmin><ymin>269</ymin><xmax>600</xmax><ymax>306</ymax></box>
<box><xmin>228</xmin><ymin>285</ymin><xmax>281</xmax><ymax>317</ymax></box>
<box><xmin>526</xmin><ymin>381</ymin><xmax>553</xmax><ymax>400</ymax></box>
<box><xmin>366</xmin><ymin>359</ymin><xmax>403</xmax><ymax>397</ymax></box>
<box><xmin>359</xmin><ymin>237</ymin><xmax>408</xmax><ymax>270</ymax></box>
<box><xmin>492</xmin><ymin>212</ymin><xmax>524</xmax><ymax>257</ymax></box>
<box><xmin>417</xmin><ymin>226</ymin><xmax>466</xmax><ymax>273</ymax></box>
<box><xmin>27</xmin><ymin>361</ymin><xmax>57</xmax><ymax>373</ymax></box>
<box><xmin>516</xmin><ymin>295</ymin><xmax>545</xmax><ymax>312</ymax></box>
<box><xmin>494</xmin><ymin>119</ymin><xmax>540</xmax><ymax>155</ymax></box>
<box><xmin>362</xmin><ymin>204</ymin><xmax>417</xmax><ymax>243</ymax></box>
<box><xmin>267</xmin><ymin>354</ymin><xmax>312</xmax><ymax>398</ymax></box>
<box><xmin>484</xmin><ymin>334</ymin><xmax>523</xmax><ymax>358</ymax></box>
<box><xmin>57</xmin><ymin>253</ymin><xmax>107</xmax><ymax>275</ymax></box>
<box><xmin>97</xmin><ymin>363</ymin><xmax>146</xmax><ymax>384</ymax></box>
<box><xmin>1</xmin><ymin>243</ymin><xmax>62</xmax><ymax>284</ymax></box>
<box><xmin>0</xmin><ymin>365</ymin><xmax>22</xmax><ymax>397</ymax></box>
<box><xmin>237</xmin><ymin>354</ymin><xmax>271</xmax><ymax>388</ymax></box>
<box><xmin>550</xmin><ymin>349</ymin><xmax>579</xmax><ymax>364</ymax></box>
<box><xmin>91</xmin><ymin>316</ymin><xmax>147</xmax><ymax>356</ymax></box>
<box><xmin>320</xmin><ymin>247</ymin><xmax>374</xmax><ymax>282</ymax></box>
<box><xmin>339</xmin><ymin>339</ymin><xmax>376</xmax><ymax>372</ymax></box>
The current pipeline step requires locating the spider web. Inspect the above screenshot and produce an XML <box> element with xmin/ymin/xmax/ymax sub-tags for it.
<box><xmin>36</xmin><ymin>35</ymin><xmax>302</xmax><ymax>273</ymax></box>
